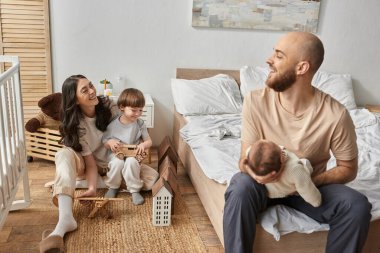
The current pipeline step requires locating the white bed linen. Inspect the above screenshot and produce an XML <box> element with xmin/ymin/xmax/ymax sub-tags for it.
<box><xmin>180</xmin><ymin>109</ymin><xmax>380</xmax><ymax>240</ymax></box>
<box><xmin>181</xmin><ymin>113</ymin><xmax>242</xmax><ymax>184</ymax></box>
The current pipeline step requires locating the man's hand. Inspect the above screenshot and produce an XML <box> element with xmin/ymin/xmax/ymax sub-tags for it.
<box><xmin>240</xmin><ymin>158</ymin><xmax>284</xmax><ymax>184</ymax></box>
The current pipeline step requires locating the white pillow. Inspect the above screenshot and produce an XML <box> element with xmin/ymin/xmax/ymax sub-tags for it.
<box><xmin>171</xmin><ymin>74</ymin><xmax>242</xmax><ymax>115</ymax></box>
<box><xmin>240</xmin><ymin>66</ymin><xmax>269</xmax><ymax>97</ymax></box>
<box><xmin>240</xmin><ymin>66</ymin><xmax>357</xmax><ymax>110</ymax></box>
<box><xmin>312</xmin><ymin>71</ymin><xmax>357</xmax><ymax>110</ymax></box>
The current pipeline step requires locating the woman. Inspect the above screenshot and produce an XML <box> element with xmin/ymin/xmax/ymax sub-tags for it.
<box><xmin>39</xmin><ymin>74</ymin><xmax>116</xmax><ymax>253</ymax></box>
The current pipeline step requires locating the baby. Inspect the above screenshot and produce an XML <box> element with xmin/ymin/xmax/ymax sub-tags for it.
<box><xmin>243</xmin><ymin>139</ymin><xmax>321</xmax><ymax>207</ymax></box>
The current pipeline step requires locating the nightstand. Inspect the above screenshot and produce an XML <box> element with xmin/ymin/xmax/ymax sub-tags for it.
<box><xmin>141</xmin><ymin>94</ymin><xmax>154</xmax><ymax>128</ymax></box>
<box><xmin>365</xmin><ymin>104</ymin><xmax>380</xmax><ymax>116</ymax></box>
<box><xmin>142</xmin><ymin>94</ymin><xmax>154</xmax><ymax>163</ymax></box>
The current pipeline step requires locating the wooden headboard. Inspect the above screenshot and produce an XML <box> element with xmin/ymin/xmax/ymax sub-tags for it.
<box><xmin>176</xmin><ymin>68</ymin><xmax>240</xmax><ymax>85</ymax></box>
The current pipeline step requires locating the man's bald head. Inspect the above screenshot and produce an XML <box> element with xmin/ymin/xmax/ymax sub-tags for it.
<box><xmin>280</xmin><ymin>32</ymin><xmax>324</xmax><ymax>73</ymax></box>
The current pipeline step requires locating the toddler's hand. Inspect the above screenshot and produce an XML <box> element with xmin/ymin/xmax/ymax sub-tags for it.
<box><xmin>136</xmin><ymin>143</ymin><xmax>145</xmax><ymax>155</ymax></box>
<box><xmin>108</xmin><ymin>139</ymin><xmax>121</xmax><ymax>153</ymax></box>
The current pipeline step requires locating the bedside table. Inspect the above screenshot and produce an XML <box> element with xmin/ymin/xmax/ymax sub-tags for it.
<box><xmin>109</xmin><ymin>94</ymin><xmax>154</xmax><ymax>163</ymax></box>
<box><xmin>142</xmin><ymin>94</ymin><xmax>154</xmax><ymax>163</ymax></box>
<box><xmin>141</xmin><ymin>94</ymin><xmax>154</xmax><ymax>128</ymax></box>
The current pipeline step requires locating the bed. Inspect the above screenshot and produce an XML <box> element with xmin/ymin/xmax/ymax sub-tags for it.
<box><xmin>172</xmin><ymin>68</ymin><xmax>380</xmax><ymax>253</ymax></box>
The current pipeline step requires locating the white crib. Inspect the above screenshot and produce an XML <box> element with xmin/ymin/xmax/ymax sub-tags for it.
<box><xmin>0</xmin><ymin>56</ymin><xmax>31</xmax><ymax>229</ymax></box>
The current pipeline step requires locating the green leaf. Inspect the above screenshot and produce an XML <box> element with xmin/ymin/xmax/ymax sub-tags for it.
<box><xmin>99</xmin><ymin>79</ymin><xmax>111</xmax><ymax>84</ymax></box>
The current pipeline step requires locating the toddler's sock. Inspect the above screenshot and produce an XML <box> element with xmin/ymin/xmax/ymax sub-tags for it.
<box><xmin>132</xmin><ymin>192</ymin><xmax>144</xmax><ymax>205</ymax></box>
<box><xmin>105</xmin><ymin>188</ymin><xmax>119</xmax><ymax>198</ymax></box>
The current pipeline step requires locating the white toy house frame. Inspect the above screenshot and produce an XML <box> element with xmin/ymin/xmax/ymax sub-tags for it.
<box><xmin>152</xmin><ymin>178</ymin><xmax>173</xmax><ymax>226</ymax></box>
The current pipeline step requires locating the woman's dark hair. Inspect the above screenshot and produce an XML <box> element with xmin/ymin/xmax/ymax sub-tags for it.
<box><xmin>59</xmin><ymin>74</ymin><xmax>112</xmax><ymax>152</ymax></box>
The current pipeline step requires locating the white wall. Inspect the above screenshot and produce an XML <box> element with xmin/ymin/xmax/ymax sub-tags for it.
<box><xmin>50</xmin><ymin>0</ymin><xmax>380</xmax><ymax>145</ymax></box>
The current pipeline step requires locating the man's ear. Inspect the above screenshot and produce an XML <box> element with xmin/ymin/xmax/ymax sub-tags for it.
<box><xmin>296</xmin><ymin>61</ymin><xmax>310</xmax><ymax>75</ymax></box>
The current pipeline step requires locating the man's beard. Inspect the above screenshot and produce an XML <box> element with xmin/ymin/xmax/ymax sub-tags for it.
<box><xmin>266</xmin><ymin>68</ymin><xmax>296</xmax><ymax>92</ymax></box>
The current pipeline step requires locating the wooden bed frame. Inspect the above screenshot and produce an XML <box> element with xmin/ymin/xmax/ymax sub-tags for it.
<box><xmin>172</xmin><ymin>68</ymin><xmax>380</xmax><ymax>253</ymax></box>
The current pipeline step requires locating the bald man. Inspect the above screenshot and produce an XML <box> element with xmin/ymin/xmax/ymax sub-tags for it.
<box><xmin>223</xmin><ymin>32</ymin><xmax>372</xmax><ymax>253</ymax></box>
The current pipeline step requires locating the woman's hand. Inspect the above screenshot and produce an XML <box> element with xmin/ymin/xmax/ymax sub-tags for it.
<box><xmin>77</xmin><ymin>188</ymin><xmax>97</xmax><ymax>206</ymax></box>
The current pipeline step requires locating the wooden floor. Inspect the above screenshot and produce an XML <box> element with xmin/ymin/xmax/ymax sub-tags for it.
<box><xmin>0</xmin><ymin>148</ymin><xmax>224</xmax><ymax>253</ymax></box>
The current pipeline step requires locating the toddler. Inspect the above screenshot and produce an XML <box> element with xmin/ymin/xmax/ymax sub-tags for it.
<box><xmin>102</xmin><ymin>88</ymin><xmax>158</xmax><ymax>205</ymax></box>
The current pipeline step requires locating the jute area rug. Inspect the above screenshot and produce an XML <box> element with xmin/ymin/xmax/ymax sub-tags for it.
<box><xmin>65</xmin><ymin>189</ymin><xmax>207</xmax><ymax>253</ymax></box>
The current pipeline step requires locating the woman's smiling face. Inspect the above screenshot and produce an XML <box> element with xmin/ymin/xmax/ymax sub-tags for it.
<box><xmin>76</xmin><ymin>78</ymin><xmax>99</xmax><ymax>107</ymax></box>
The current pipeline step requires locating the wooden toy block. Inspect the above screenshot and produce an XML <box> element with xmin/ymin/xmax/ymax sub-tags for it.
<box><xmin>158</xmin><ymin>136</ymin><xmax>178</xmax><ymax>168</ymax></box>
<box><xmin>158</xmin><ymin>157</ymin><xmax>178</xmax><ymax>194</ymax></box>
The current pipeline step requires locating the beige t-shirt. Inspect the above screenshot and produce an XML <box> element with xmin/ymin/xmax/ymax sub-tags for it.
<box><xmin>241</xmin><ymin>87</ymin><xmax>358</xmax><ymax>176</ymax></box>
<box><xmin>79</xmin><ymin>101</ymin><xmax>118</xmax><ymax>168</ymax></box>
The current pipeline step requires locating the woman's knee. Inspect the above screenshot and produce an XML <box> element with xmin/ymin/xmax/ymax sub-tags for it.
<box><xmin>55</xmin><ymin>147</ymin><xmax>75</xmax><ymax>161</ymax></box>
<box><xmin>55</xmin><ymin>148</ymin><xmax>78</xmax><ymax>176</ymax></box>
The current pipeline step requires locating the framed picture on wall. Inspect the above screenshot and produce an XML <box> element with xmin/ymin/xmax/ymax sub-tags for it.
<box><xmin>192</xmin><ymin>0</ymin><xmax>321</xmax><ymax>32</ymax></box>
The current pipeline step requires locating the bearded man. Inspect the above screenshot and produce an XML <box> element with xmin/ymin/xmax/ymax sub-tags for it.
<box><xmin>223</xmin><ymin>32</ymin><xmax>372</xmax><ymax>253</ymax></box>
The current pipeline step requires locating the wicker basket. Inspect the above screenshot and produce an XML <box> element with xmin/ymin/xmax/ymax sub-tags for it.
<box><xmin>25</xmin><ymin>127</ymin><xmax>63</xmax><ymax>162</ymax></box>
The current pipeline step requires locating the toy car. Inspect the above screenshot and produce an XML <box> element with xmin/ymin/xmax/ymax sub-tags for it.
<box><xmin>115</xmin><ymin>144</ymin><xmax>147</xmax><ymax>163</ymax></box>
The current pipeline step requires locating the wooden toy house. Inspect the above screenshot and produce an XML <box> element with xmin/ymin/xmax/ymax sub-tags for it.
<box><xmin>152</xmin><ymin>177</ymin><xmax>173</xmax><ymax>226</ymax></box>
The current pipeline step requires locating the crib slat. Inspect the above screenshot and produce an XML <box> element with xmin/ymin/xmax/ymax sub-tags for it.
<box><xmin>0</xmin><ymin>55</ymin><xmax>31</xmax><ymax>229</ymax></box>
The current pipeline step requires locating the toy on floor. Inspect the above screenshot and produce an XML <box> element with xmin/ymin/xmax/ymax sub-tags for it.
<box><xmin>152</xmin><ymin>178</ymin><xmax>173</xmax><ymax>226</ymax></box>
<box><xmin>75</xmin><ymin>197</ymin><xmax>124</xmax><ymax>218</ymax></box>
<box><xmin>151</xmin><ymin>136</ymin><xmax>179</xmax><ymax>227</ymax></box>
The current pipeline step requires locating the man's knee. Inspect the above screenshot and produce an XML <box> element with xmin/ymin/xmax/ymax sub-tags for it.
<box><xmin>331</xmin><ymin>186</ymin><xmax>372</xmax><ymax>222</ymax></box>
<box><xmin>348</xmin><ymin>193</ymin><xmax>372</xmax><ymax>221</ymax></box>
<box><xmin>225</xmin><ymin>172</ymin><xmax>267</xmax><ymax>206</ymax></box>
